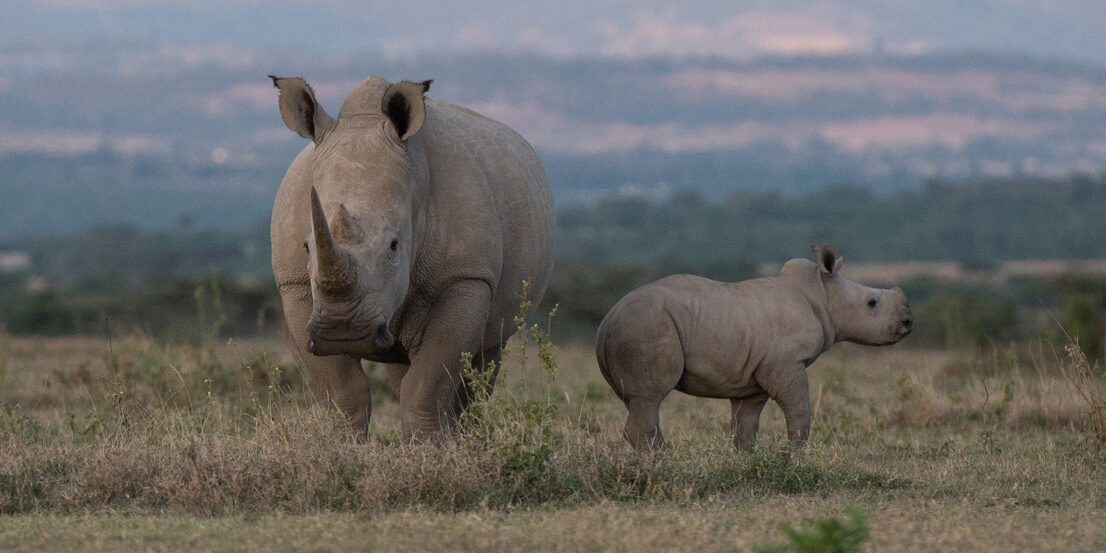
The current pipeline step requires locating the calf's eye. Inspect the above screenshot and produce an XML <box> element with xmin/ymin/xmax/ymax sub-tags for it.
<box><xmin>867</xmin><ymin>298</ymin><xmax>878</xmax><ymax>308</ymax></box>
<box><xmin>390</xmin><ymin>239</ymin><xmax>399</xmax><ymax>252</ymax></box>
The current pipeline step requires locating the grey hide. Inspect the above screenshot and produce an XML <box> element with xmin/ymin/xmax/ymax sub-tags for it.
<box><xmin>270</xmin><ymin>75</ymin><xmax>554</xmax><ymax>441</ymax></box>
<box><xmin>595</xmin><ymin>244</ymin><xmax>913</xmax><ymax>450</ymax></box>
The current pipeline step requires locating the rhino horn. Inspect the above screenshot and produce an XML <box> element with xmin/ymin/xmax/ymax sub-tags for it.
<box><xmin>310</xmin><ymin>187</ymin><xmax>357</xmax><ymax>295</ymax></box>
<box><xmin>330</xmin><ymin>204</ymin><xmax>365</xmax><ymax>244</ymax></box>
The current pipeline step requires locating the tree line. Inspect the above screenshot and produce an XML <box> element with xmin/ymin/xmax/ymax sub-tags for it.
<box><xmin>2</xmin><ymin>174</ymin><xmax>1106</xmax><ymax>352</ymax></box>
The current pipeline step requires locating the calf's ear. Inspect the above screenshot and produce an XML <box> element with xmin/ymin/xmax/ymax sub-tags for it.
<box><xmin>812</xmin><ymin>243</ymin><xmax>843</xmax><ymax>276</ymax></box>
<box><xmin>269</xmin><ymin>75</ymin><xmax>335</xmax><ymax>143</ymax></box>
<box><xmin>382</xmin><ymin>79</ymin><xmax>432</xmax><ymax>141</ymax></box>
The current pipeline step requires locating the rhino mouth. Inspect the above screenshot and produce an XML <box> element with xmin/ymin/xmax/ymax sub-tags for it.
<box><xmin>307</xmin><ymin>323</ymin><xmax>394</xmax><ymax>356</ymax></box>
<box><xmin>890</xmin><ymin>318</ymin><xmax>914</xmax><ymax>342</ymax></box>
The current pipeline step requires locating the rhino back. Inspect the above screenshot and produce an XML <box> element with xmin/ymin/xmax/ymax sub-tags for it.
<box><xmin>413</xmin><ymin>99</ymin><xmax>554</xmax><ymax>341</ymax></box>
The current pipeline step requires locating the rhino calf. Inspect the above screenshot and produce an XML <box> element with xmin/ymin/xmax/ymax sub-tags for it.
<box><xmin>595</xmin><ymin>244</ymin><xmax>913</xmax><ymax>450</ymax></box>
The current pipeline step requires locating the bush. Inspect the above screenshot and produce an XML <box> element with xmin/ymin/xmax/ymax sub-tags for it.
<box><xmin>2</xmin><ymin>273</ymin><xmax>282</xmax><ymax>341</ymax></box>
<box><xmin>754</xmin><ymin>507</ymin><xmax>871</xmax><ymax>553</ymax></box>
<box><xmin>909</xmin><ymin>287</ymin><xmax>1018</xmax><ymax>348</ymax></box>
<box><xmin>1055</xmin><ymin>276</ymin><xmax>1106</xmax><ymax>360</ymax></box>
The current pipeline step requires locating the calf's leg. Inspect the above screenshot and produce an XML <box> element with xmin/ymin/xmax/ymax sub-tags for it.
<box><xmin>759</xmin><ymin>365</ymin><xmax>812</xmax><ymax>448</ymax></box>
<box><xmin>598</xmin><ymin>297</ymin><xmax>683</xmax><ymax>451</ymax></box>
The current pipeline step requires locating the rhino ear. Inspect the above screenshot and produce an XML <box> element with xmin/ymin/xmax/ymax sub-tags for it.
<box><xmin>382</xmin><ymin>79</ymin><xmax>432</xmax><ymax>141</ymax></box>
<box><xmin>269</xmin><ymin>75</ymin><xmax>335</xmax><ymax>143</ymax></box>
<box><xmin>812</xmin><ymin>243</ymin><xmax>841</xmax><ymax>276</ymax></box>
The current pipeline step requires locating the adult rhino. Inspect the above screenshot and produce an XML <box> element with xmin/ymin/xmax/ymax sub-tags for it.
<box><xmin>268</xmin><ymin>75</ymin><xmax>554</xmax><ymax>440</ymax></box>
<box><xmin>596</xmin><ymin>244</ymin><xmax>912</xmax><ymax>450</ymax></box>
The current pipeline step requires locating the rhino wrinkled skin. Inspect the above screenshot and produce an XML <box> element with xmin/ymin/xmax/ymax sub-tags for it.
<box><xmin>596</xmin><ymin>244</ymin><xmax>913</xmax><ymax>450</ymax></box>
<box><xmin>269</xmin><ymin>75</ymin><xmax>554</xmax><ymax>440</ymax></box>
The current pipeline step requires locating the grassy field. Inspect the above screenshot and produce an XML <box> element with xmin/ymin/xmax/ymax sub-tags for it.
<box><xmin>0</xmin><ymin>329</ymin><xmax>1104</xmax><ymax>552</ymax></box>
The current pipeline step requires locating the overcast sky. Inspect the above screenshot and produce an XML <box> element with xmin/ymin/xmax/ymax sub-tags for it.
<box><xmin>5</xmin><ymin>1</ymin><xmax>1106</xmax><ymax>64</ymax></box>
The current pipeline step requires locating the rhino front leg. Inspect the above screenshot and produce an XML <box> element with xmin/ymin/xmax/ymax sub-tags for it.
<box><xmin>400</xmin><ymin>279</ymin><xmax>493</xmax><ymax>441</ymax></box>
<box><xmin>730</xmin><ymin>393</ymin><xmax>770</xmax><ymax>451</ymax></box>
<box><xmin>279</xmin><ymin>283</ymin><xmax>372</xmax><ymax>434</ymax></box>
<box><xmin>305</xmin><ymin>355</ymin><xmax>372</xmax><ymax>434</ymax></box>
<box><xmin>759</xmin><ymin>365</ymin><xmax>812</xmax><ymax>448</ymax></box>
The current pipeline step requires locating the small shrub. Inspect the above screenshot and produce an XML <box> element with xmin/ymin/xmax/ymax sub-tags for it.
<box><xmin>0</xmin><ymin>331</ymin><xmax>8</xmax><ymax>386</ymax></box>
<box><xmin>193</xmin><ymin>269</ymin><xmax>230</xmax><ymax>342</ymax></box>
<box><xmin>1057</xmin><ymin>339</ymin><xmax>1106</xmax><ymax>449</ymax></box>
<box><xmin>459</xmin><ymin>281</ymin><xmax>562</xmax><ymax>499</ymax></box>
<box><xmin>754</xmin><ymin>507</ymin><xmax>871</xmax><ymax>553</ymax></box>
<box><xmin>1060</xmin><ymin>288</ymin><xmax>1106</xmax><ymax>361</ymax></box>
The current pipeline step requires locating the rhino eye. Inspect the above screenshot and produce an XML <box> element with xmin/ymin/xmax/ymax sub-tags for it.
<box><xmin>389</xmin><ymin>239</ymin><xmax>398</xmax><ymax>252</ymax></box>
<box><xmin>303</xmin><ymin>241</ymin><xmax>310</xmax><ymax>253</ymax></box>
<box><xmin>867</xmin><ymin>298</ymin><xmax>878</xmax><ymax>308</ymax></box>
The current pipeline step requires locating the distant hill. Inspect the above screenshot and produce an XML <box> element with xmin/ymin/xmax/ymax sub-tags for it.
<box><xmin>5</xmin><ymin>174</ymin><xmax>1105</xmax><ymax>343</ymax></box>
<box><xmin>8</xmin><ymin>172</ymin><xmax>1106</xmax><ymax>281</ymax></box>
<box><xmin>3</xmin><ymin>43</ymin><xmax>1106</xmax><ymax>237</ymax></box>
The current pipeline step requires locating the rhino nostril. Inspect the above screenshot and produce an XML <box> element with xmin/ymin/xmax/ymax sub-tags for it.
<box><xmin>903</xmin><ymin>318</ymin><xmax>914</xmax><ymax>331</ymax></box>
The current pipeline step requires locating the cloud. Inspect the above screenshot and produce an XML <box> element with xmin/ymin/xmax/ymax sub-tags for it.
<box><xmin>195</xmin><ymin>83</ymin><xmax>277</xmax><ymax>116</ymax></box>
<box><xmin>448</xmin><ymin>24</ymin><xmax>579</xmax><ymax>58</ymax></box>
<box><xmin>596</xmin><ymin>8</ymin><xmax>863</xmax><ymax>59</ymax></box>
<box><xmin>754</xmin><ymin>33</ymin><xmax>853</xmax><ymax>56</ymax></box>
<box><xmin>28</xmin><ymin>0</ymin><xmax>268</xmax><ymax>9</ymax></box>
<box><xmin>514</xmin><ymin>27</ymin><xmax>577</xmax><ymax>59</ymax></box>
<box><xmin>110</xmin><ymin>133</ymin><xmax>171</xmax><ymax>155</ymax></box>
<box><xmin>468</xmin><ymin>99</ymin><xmax>1059</xmax><ymax>156</ymax></box>
<box><xmin>730</xmin><ymin>11</ymin><xmax>859</xmax><ymax>55</ymax></box>
<box><xmin>454</xmin><ymin>24</ymin><xmax>499</xmax><ymax>49</ymax></box>
<box><xmin>818</xmin><ymin>114</ymin><xmax>1057</xmax><ymax>152</ymax></box>
<box><xmin>468</xmin><ymin>100</ymin><xmax>788</xmax><ymax>154</ymax></box>
<box><xmin>0</xmin><ymin>130</ymin><xmax>102</xmax><ymax>155</ymax></box>
<box><xmin>250</xmin><ymin>126</ymin><xmax>295</xmax><ymax>144</ymax></box>
<box><xmin>0</xmin><ymin>130</ymin><xmax>170</xmax><ymax>155</ymax></box>
<box><xmin>662</xmin><ymin>68</ymin><xmax>1106</xmax><ymax>112</ymax></box>
<box><xmin>193</xmin><ymin>79</ymin><xmax>359</xmax><ymax>117</ymax></box>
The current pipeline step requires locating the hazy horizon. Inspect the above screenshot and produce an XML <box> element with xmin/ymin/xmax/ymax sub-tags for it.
<box><xmin>3</xmin><ymin>2</ymin><xmax>1106</xmax><ymax>237</ymax></box>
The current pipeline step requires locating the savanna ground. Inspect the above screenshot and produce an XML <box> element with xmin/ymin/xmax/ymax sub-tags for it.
<box><xmin>0</xmin><ymin>322</ymin><xmax>1104</xmax><ymax>552</ymax></box>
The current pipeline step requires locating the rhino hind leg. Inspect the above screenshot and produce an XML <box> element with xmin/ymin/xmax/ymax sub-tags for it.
<box><xmin>625</xmin><ymin>397</ymin><xmax>666</xmax><ymax>450</ymax></box>
<box><xmin>598</xmin><ymin>299</ymin><xmax>684</xmax><ymax>451</ymax></box>
<box><xmin>730</xmin><ymin>393</ymin><xmax>770</xmax><ymax>451</ymax></box>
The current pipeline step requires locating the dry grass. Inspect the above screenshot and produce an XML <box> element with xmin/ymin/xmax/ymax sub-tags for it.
<box><xmin>0</xmin><ymin>332</ymin><xmax>1104</xmax><ymax>551</ymax></box>
<box><xmin>4</xmin><ymin>497</ymin><xmax>1105</xmax><ymax>553</ymax></box>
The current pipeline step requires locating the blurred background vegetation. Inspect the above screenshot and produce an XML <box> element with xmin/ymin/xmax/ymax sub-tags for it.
<box><xmin>2</xmin><ymin>173</ymin><xmax>1106</xmax><ymax>358</ymax></box>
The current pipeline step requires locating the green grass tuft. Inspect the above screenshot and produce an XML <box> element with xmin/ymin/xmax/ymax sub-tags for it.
<box><xmin>753</xmin><ymin>507</ymin><xmax>870</xmax><ymax>553</ymax></box>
